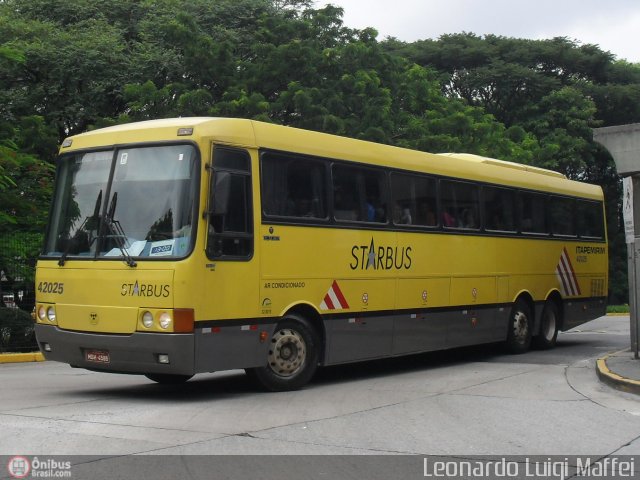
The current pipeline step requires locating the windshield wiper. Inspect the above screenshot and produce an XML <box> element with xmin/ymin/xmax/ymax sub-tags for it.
<box><xmin>104</xmin><ymin>192</ymin><xmax>137</xmax><ymax>268</ymax></box>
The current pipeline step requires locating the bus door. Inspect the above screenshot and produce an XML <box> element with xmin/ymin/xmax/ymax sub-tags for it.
<box><xmin>203</xmin><ymin>146</ymin><xmax>259</xmax><ymax>322</ymax></box>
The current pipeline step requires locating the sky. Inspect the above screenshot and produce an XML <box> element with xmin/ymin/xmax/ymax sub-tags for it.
<box><xmin>315</xmin><ymin>0</ymin><xmax>640</xmax><ymax>63</ymax></box>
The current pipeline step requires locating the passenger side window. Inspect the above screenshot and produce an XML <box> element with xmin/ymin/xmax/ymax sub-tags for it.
<box><xmin>207</xmin><ymin>148</ymin><xmax>253</xmax><ymax>259</ymax></box>
<box><xmin>519</xmin><ymin>192</ymin><xmax>548</xmax><ymax>234</ymax></box>
<box><xmin>484</xmin><ymin>186</ymin><xmax>516</xmax><ymax>232</ymax></box>
<box><xmin>440</xmin><ymin>180</ymin><xmax>480</xmax><ymax>230</ymax></box>
<box><xmin>390</xmin><ymin>173</ymin><xmax>437</xmax><ymax>226</ymax></box>
<box><xmin>261</xmin><ymin>152</ymin><xmax>327</xmax><ymax>220</ymax></box>
<box><xmin>549</xmin><ymin>196</ymin><xmax>576</xmax><ymax>237</ymax></box>
<box><xmin>332</xmin><ymin>165</ymin><xmax>387</xmax><ymax>223</ymax></box>
<box><xmin>577</xmin><ymin>200</ymin><xmax>605</xmax><ymax>239</ymax></box>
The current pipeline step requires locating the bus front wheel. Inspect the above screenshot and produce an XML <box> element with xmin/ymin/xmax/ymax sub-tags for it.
<box><xmin>505</xmin><ymin>299</ymin><xmax>532</xmax><ymax>354</ymax></box>
<box><xmin>246</xmin><ymin>314</ymin><xmax>319</xmax><ymax>391</ymax></box>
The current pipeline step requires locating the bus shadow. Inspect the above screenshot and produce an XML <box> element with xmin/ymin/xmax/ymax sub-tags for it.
<box><xmin>64</xmin><ymin>337</ymin><xmax>612</xmax><ymax>401</ymax></box>
<box><xmin>66</xmin><ymin>370</ymin><xmax>257</xmax><ymax>402</ymax></box>
<box><xmin>312</xmin><ymin>335</ymin><xmax>618</xmax><ymax>383</ymax></box>
<box><xmin>314</xmin><ymin>344</ymin><xmax>503</xmax><ymax>386</ymax></box>
<box><xmin>66</xmin><ymin>343</ymin><xmax>505</xmax><ymax>401</ymax></box>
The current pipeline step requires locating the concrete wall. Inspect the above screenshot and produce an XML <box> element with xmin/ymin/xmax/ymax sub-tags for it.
<box><xmin>593</xmin><ymin>123</ymin><xmax>640</xmax><ymax>176</ymax></box>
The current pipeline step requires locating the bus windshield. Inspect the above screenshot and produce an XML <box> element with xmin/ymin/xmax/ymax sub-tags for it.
<box><xmin>43</xmin><ymin>144</ymin><xmax>198</xmax><ymax>261</ymax></box>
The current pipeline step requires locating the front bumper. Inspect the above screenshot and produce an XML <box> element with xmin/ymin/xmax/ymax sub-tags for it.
<box><xmin>35</xmin><ymin>324</ymin><xmax>195</xmax><ymax>375</ymax></box>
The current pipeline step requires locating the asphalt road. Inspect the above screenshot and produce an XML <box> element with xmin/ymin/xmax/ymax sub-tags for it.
<box><xmin>0</xmin><ymin>315</ymin><xmax>638</xmax><ymax>478</ymax></box>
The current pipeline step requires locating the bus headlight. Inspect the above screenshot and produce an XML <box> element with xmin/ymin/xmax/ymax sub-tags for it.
<box><xmin>142</xmin><ymin>311</ymin><xmax>154</xmax><ymax>329</ymax></box>
<box><xmin>38</xmin><ymin>306</ymin><xmax>47</xmax><ymax>321</ymax></box>
<box><xmin>47</xmin><ymin>306</ymin><xmax>56</xmax><ymax>322</ymax></box>
<box><xmin>159</xmin><ymin>312</ymin><xmax>172</xmax><ymax>330</ymax></box>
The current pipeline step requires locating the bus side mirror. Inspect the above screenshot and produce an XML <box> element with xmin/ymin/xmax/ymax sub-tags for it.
<box><xmin>211</xmin><ymin>171</ymin><xmax>231</xmax><ymax>216</ymax></box>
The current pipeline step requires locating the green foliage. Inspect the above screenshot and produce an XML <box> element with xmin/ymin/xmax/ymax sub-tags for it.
<box><xmin>0</xmin><ymin>164</ymin><xmax>15</xmax><ymax>193</ymax></box>
<box><xmin>0</xmin><ymin>0</ymin><xmax>638</xmax><ymax>303</ymax></box>
<box><xmin>0</xmin><ymin>230</ymin><xmax>42</xmax><ymax>285</ymax></box>
<box><xmin>0</xmin><ymin>131</ymin><xmax>54</xmax><ymax>231</ymax></box>
<box><xmin>606</xmin><ymin>305</ymin><xmax>630</xmax><ymax>314</ymax></box>
<box><xmin>0</xmin><ymin>307</ymin><xmax>37</xmax><ymax>353</ymax></box>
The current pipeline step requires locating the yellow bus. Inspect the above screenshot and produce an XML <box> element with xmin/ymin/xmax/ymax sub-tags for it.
<box><xmin>34</xmin><ymin>118</ymin><xmax>608</xmax><ymax>391</ymax></box>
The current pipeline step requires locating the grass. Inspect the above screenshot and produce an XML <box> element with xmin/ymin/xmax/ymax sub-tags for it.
<box><xmin>607</xmin><ymin>304</ymin><xmax>630</xmax><ymax>314</ymax></box>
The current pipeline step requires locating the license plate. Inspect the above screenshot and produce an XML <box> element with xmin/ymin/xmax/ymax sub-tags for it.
<box><xmin>85</xmin><ymin>349</ymin><xmax>110</xmax><ymax>363</ymax></box>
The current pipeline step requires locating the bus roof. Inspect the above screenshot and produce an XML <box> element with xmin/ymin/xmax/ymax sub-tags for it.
<box><xmin>62</xmin><ymin>117</ymin><xmax>602</xmax><ymax>200</ymax></box>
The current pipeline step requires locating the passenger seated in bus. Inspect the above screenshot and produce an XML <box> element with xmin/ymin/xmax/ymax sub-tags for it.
<box><xmin>393</xmin><ymin>202</ymin><xmax>412</xmax><ymax>225</ymax></box>
<box><xmin>366</xmin><ymin>197</ymin><xmax>376</xmax><ymax>222</ymax></box>
<box><xmin>294</xmin><ymin>198</ymin><xmax>313</xmax><ymax>217</ymax></box>
<box><xmin>417</xmin><ymin>201</ymin><xmax>436</xmax><ymax>226</ymax></box>
<box><xmin>461</xmin><ymin>208</ymin><xmax>477</xmax><ymax>229</ymax></box>
<box><xmin>488</xmin><ymin>207</ymin><xmax>511</xmax><ymax>231</ymax></box>
<box><xmin>443</xmin><ymin>208</ymin><xmax>456</xmax><ymax>227</ymax></box>
<box><xmin>334</xmin><ymin>190</ymin><xmax>358</xmax><ymax>221</ymax></box>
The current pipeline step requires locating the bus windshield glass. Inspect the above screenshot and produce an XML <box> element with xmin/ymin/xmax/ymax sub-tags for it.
<box><xmin>43</xmin><ymin>144</ymin><xmax>198</xmax><ymax>261</ymax></box>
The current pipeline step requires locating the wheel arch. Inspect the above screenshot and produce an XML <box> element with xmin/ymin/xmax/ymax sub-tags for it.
<box><xmin>282</xmin><ymin>302</ymin><xmax>326</xmax><ymax>365</ymax></box>
<box><xmin>511</xmin><ymin>290</ymin><xmax>535</xmax><ymax>315</ymax></box>
<box><xmin>544</xmin><ymin>289</ymin><xmax>564</xmax><ymax>331</ymax></box>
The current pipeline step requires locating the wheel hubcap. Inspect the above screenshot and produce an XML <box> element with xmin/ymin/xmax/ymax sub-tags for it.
<box><xmin>268</xmin><ymin>328</ymin><xmax>306</xmax><ymax>377</ymax></box>
<box><xmin>513</xmin><ymin>311</ymin><xmax>529</xmax><ymax>343</ymax></box>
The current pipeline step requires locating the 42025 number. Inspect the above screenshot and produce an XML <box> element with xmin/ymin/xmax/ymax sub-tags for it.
<box><xmin>38</xmin><ymin>282</ymin><xmax>64</xmax><ymax>294</ymax></box>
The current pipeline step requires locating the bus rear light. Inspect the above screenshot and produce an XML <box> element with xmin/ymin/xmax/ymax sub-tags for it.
<box><xmin>173</xmin><ymin>309</ymin><xmax>195</xmax><ymax>333</ymax></box>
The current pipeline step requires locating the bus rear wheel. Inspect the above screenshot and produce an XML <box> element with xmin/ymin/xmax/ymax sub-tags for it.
<box><xmin>505</xmin><ymin>299</ymin><xmax>532</xmax><ymax>354</ymax></box>
<box><xmin>145</xmin><ymin>373</ymin><xmax>193</xmax><ymax>384</ymax></box>
<box><xmin>533</xmin><ymin>300</ymin><xmax>559</xmax><ymax>350</ymax></box>
<box><xmin>246</xmin><ymin>314</ymin><xmax>319</xmax><ymax>391</ymax></box>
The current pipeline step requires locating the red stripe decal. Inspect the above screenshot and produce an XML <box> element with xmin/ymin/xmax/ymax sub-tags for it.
<box><xmin>563</xmin><ymin>248</ymin><xmax>581</xmax><ymax>295</ymax></box>
<box><xmin>332</xmin><ymin>280</ymin><xmax>350</xmax><ymax>309</ymax></box>
<box><xmin>324</xmin><ymin>294</ymin><xmax>335</xmax><ymax>310</ymax></box>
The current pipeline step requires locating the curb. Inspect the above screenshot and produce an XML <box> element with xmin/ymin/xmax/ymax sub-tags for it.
<box><xmin>596</xmin><ymin>351</ymin><xmax>640</xmax><ymax>395</ymax></box>
<box><xmin>0</xmin><ymin>352</ymin><xmax>45</xmax><ymax>364</ymax></box>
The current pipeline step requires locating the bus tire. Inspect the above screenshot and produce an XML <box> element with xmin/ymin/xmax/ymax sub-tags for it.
<box><xmin>533</xmin><ymin>300</ymin><xmax>559</xmax><ymax>350</ymax></box>
<box><xmin>145</xmin><ymin>373</ymin><xmax>193</xmax><ymax>384</ymax></box>
<box><xmin>246</xmin><ymin>314</ymin><xmax>319</xmax><ymax>391</ymax></box>
<box><xmin>505</xmin><ymin>299</ymin><xmax>532</xmax><ymax>354</ymax></box>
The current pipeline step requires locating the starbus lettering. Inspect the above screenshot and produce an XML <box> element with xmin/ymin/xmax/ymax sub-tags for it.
<box><xmin>350</xmin><ymin>238</ymin><xmax>412</xmax><ymax>270</ymax></box>
<box><xmin>121</xmin><ymin>281</ymin><xmax>170</xmax><ymax>297</ymax></box>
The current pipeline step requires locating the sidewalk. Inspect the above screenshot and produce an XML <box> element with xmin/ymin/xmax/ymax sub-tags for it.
<box><xmin>596</xmin><ymin>349</ymin><xmax>640</xmax><ymax>395</ymax></box>
<box><xmin>0</xmin><ymin>352</ymin><xmax>44</xmax><ymax>364</ymax></box>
